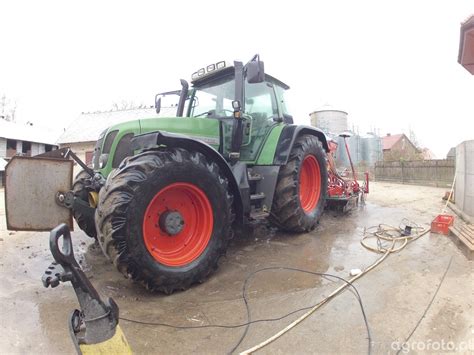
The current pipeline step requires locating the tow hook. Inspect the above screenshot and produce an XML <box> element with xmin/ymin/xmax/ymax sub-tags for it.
<box><xmin>42</xmin><ymin>224</ymin><xmax>132</xmax><ymax>354</ymax></box>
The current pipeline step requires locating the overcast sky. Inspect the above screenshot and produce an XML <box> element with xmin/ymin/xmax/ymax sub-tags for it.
<box><xmin>1</xmin><ymin>0</ymin><xmax>473</xmax><ymax>158</ymax></box>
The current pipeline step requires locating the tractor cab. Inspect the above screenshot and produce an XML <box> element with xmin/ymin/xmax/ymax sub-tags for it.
<box><xmin>187</xmin><ymin>60</ymin><xmax>292</xmax><ymax>122</ymax></box>
<box><xmin>163</xmin><ymin>57</ymin><xmax>294</xmax><ymax>162</ymax></box>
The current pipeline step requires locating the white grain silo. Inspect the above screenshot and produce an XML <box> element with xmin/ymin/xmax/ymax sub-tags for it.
<box><xmin>309</xmin><ymin>106</ymin><xmax>348</xmax><ymax>135</ymax></box>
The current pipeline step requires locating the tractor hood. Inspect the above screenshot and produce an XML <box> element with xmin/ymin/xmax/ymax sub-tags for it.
<box><xmin>139</xmin><ymin>117</ymin><xmax>220</xmax><ymax>147</ymax></box>
<box><xmin>95</xmin><ymin>116</ymin><xmax>221</xmax><ymax>177</ymax></box>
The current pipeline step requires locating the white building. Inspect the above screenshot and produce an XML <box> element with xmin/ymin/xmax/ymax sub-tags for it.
<box><xmin>57</xmin><ymin>107</ymin><xmax>168</xmax><ymax>176</ymax></box>
<box><xmin>0</xmin><ymin>120</ymin><xmax>59</xmax><ymax>186</ymax></box>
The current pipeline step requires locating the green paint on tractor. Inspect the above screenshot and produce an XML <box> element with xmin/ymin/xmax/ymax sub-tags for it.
<box><xmin>98</xmin><ymin>117</ymin><xmax>221</xmax><ymax>176</ymax></box>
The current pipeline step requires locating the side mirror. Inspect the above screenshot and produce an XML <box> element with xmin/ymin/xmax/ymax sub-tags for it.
<box><xmin>246</xmin><ymin>60</ymin><xmax>265</xmax><ymax>83</ymax></box>
<box><xmin>155</xmin><ymin>96</ymin><xmax>161</xmax><ymax>114</ymax></box>
<box><xmin>282</xmin><ymin>113</ymin><xmax>293</xmax><ymax>124</ymax></box>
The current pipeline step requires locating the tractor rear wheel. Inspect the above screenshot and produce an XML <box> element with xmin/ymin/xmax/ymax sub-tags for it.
<box><xmin>270</xmin><ymin>135</ymin><xmax>327</xmax><ymax>232</ymax></box>
<box><xmin>95</xmin><ymin>148</ymin><xmax>234</xmax><ymax>293</ymax></box>
<box><xmin>72</xmin><ymin>170</ymin><xmax>97</xmax><ymax>239</ymax></box>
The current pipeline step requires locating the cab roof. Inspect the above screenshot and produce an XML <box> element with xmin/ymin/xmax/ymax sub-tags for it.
<box><xmin>191</xmin><ymin>62</ymin><xmax>290</xmax><ymax>90</ymax></box>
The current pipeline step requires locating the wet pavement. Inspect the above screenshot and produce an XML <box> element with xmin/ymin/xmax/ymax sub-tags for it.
<box><xmin>0</xmin><ymin>182</ymin><xmax>472</xmax><ymax>354</ymax></box>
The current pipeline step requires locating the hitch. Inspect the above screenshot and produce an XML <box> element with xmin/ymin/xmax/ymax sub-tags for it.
<box><xmin>42</xmin><ymin>224</ymin><xmax>131</xmax><ymax>354</ymax></box>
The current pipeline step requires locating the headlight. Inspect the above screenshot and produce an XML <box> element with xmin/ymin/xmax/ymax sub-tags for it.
<box><xmin>99</xmin><ymin>154</ymin><xmax>109</xmax><ymax>168</ymax></box>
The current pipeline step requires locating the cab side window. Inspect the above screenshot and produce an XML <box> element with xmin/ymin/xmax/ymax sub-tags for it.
<box><xmin>239</xmin><ymin>81</ymin><xmax>280</xmax><ymax>161</ymax></box>
<box><xmin>244</xmin><ymin>82</ymin><xmax>278</xmax><ymax>121</ymax></box>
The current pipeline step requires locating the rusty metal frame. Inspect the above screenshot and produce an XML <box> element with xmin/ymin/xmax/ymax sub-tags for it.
<box><xmin>5</xmin><ymin>156</ymin><xmax>74</xmax><ymax>231</ymax></box>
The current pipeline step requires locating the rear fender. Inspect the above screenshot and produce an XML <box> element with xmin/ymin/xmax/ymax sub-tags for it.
<box><xmin>132</xmin><ymin>131</ymin><xmax>244</xmax><ymax>226</ymax></box>
<box><xmin>273</xmin><ymin>125</ymin><xmax>329</xmax><ymax>165</ymax></box>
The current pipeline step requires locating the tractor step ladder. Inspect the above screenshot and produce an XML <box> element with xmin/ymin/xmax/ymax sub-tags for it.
<box><xmin>248</xmin><ymin>172</ymin><xmax>263</xmax><ymax>181</ymax></box>
<box><xmin>250</xmin><ymin>192</ymin><xmax>265</xmax><ymax>201</ymax></box>
<box><xmin>247</xmin><ymin>169</ymin><xmax>268</xmax><ymax>220</ymax></box>
<box><xmin>250</xmin><ymin>210</ymin><xmax>270</xmax><ymax>219</ymax></box>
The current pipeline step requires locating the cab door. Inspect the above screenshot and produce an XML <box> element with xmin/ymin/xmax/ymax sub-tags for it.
<box><xmin>239</xmin><ymin>81</ymin><xmax>280</xmax><ymax>162</ymax></box>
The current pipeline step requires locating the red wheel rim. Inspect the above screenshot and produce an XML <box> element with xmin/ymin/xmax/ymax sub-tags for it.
<box><xmin>299</xmin><ymin>155</ymin><xmax>321</xmax><ymax>212</ymax></box>
<box><xmin>143</xmin><ymin>182</ymin><xmax>213</xmax><ymax>267</ymax></box>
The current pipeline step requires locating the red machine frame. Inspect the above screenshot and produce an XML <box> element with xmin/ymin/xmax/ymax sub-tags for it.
<box><xmin>326</xmin><ymin>136</ymin><xmax>369</xmax><ymax>211</ymax></box>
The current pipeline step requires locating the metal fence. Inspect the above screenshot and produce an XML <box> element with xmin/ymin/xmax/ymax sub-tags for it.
<box><xmin>374</xmin><ymin>159</ymin><xmax>455</xmax><ymax>187</ymax></box>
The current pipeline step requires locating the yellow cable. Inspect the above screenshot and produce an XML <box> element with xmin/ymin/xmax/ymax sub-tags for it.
<box><xmin>239</xmin><ymin>223</ymin><xmax>429</xmax><ymax>354</ymax></box>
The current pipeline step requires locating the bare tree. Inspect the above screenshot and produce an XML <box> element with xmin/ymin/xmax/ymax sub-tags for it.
<box><xmin>111</xmin><ymin>100</ymin><xmax>146</xmax><ymax>111</ymax></box>
<box><xmin>0</xmin><ymin>94</ymin><xmax>17</xmax><ymax>122</ymax></box>
<box><xmin>408</xmin><ymin>127</ymin><xmax>420</xmax><ymax>149</ymax></box>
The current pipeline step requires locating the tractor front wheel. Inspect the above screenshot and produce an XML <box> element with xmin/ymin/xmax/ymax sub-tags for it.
<box><xmin>270</xmin><ymin>135</ymin><xmax>328</xmax><ymax>232</ymax></box>
<box><xmin>95</xmin><ymin>149</ymin><xmax>234</xmax><ymax>293</ymax></box>
<box><xmin>72</xmin><ymin>170</ymin><xmax>97</xmax><ymax>239</ymax></box>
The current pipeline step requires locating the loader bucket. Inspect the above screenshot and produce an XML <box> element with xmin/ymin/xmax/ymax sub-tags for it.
<box><xmin>5</xmin><ymin>156</ymin><xmax>74</xmax><ymax>231</ymax></box>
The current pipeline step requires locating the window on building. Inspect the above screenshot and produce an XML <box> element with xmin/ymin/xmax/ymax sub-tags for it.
<box><xmin>6</xmin><ymin>139</ymin><xmax>17</xmax><ymax>157</ymax></box>
<box><xmin>22</xmin><ymin>141</ymin><xmax>32</xmax><ymax>156</ymax></box>
<box><xmin>45</xmin><ymin>144</ymin><xmax>53</xmax><ymax>152</ymax></box>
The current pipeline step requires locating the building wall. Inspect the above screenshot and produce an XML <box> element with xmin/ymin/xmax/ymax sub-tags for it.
<box><xmin>60</xmin><ymin>141</ymin><xmax>95</xmax><ymax>177</ymax></box>
<box><xmin>31</xmin><ymin>142</ymin><xmax>46</xmax><ymax>156</ymax></box>
<box><xmin>455</xmin><ymin>140</ymin><xmax>474</xmax><ymax>219</ymax></box>
<box><xmin>0</xmin><ymin>137</ymin><xmax>6</xmax><ymax>157</ymax></box>
<box><xmin>1</xmin><ymin>137</ymin><xmax>54</xmax><ymax>159</ymax></box>
<box><xmin>15</xmin><ymin>140</ymin><xmax>22</xmax><ymax>154</ymax></box>
<box><xmin>383</xmin><ymin>136</ymin><xmax>420</xmax><ymax>161</ymax></box>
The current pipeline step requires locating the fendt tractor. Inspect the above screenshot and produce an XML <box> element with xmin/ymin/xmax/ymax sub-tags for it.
<box><xmin>6</xmin><ymin>55</ymin><xmax>366</xmax><ymax>294</ymax></box>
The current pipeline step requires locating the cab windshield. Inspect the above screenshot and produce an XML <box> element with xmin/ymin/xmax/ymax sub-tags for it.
<box><xmin>189</xmin><ymin>74</ymin><xmax>235</xmax><ymax>118</ymax></box>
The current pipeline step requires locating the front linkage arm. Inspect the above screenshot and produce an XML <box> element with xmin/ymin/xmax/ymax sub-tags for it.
<box><xmin>42</xmin><ymin>224</ymin><xmax>131</xmax><ymax>354</ymax></box>
<box><xmin>37</xmin><ymin>147</ymin><xmax>95</xmax><ymax>177</ymax></box>
<box><xmin>39</xmin><ymin>147</ymin><xmax>105</xmax><ymax>218</ymax></box>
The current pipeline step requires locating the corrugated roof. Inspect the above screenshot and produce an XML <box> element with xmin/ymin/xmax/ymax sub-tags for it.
<box><xmin>382</xmin><ymin>134</ymin><xmax>404</xmax><ymax>150</ymax></box>
<box><xmin>0</xmin><ymin>120</ymin><xmax>59</xmax><ymax>145</ymax></box>
<box><xmin>0</xmin><ymin>157</ymin><xmax>7</xmax><ymax>172</ymax></box>
<box><xmin>57</xmin><ymin>107</ymin><xmax>176</xmax><ymax>144</ymax></box>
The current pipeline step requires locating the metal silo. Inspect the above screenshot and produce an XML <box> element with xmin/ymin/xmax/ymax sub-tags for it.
<box><xmin>334</xmin><ymin>135</ymin><xmax>348</xmax><ymax>167</ymax></box>
<box><xmin>334</xmin><ymin>133</ymin><xmax>361</xmax><ymax>167</ymax></box>
<box><xmin>361</xmin><ymin>133</ymin><xmax>383</xmax><ymax>166</ymax></box>
<box><xmin>348</xmin><ymin>134</ymin><xmax>362</xmax><ymax>166</ymax></box>
<box><xmin>309</xmin><ymin>106</ymin><xmax>348</xmax><ymax>135</ymax></box>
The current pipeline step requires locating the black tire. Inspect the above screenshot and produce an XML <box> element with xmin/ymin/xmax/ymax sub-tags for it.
<box><xmin>72</xmin><ymin>170</ymin><xmax>97</xmax><ymax>239</ymax></box>
<box><xmin>95</xmin><ymin>148</ymin><xmax>234</xmax><ymax>294</ymax></box>
<box><xmin>270</xmin><ymin>134</ymin><xmax>328</xmax><ymax>232</ymax></box>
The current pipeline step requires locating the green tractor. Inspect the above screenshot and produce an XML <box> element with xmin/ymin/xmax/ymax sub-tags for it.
<box><xmin>6</xmin><ymin>55</ymin><xmax>329</xmax><ymax>293</ymax></box>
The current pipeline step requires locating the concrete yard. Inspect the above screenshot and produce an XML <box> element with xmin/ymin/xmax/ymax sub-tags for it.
<box><xmin>0</xmin><ymin>182</ymin><xmax>472</xmax><ymax>354</ymax></box>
